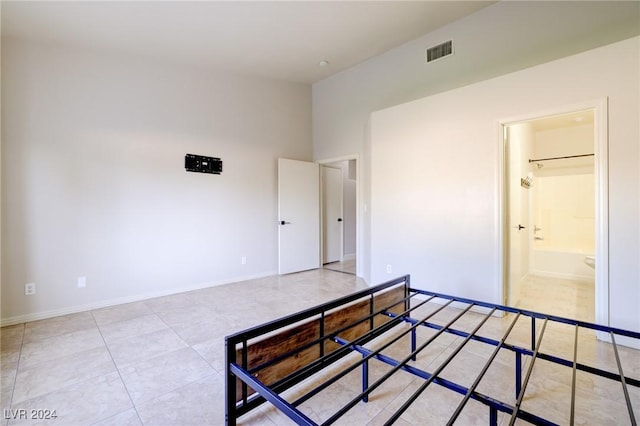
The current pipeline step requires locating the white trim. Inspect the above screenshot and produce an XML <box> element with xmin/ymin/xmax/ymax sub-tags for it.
<box><xmin>0</xmin><ymin>271</ymin><xmax>276</xmax><ymax>327</ymax></box>
<box><xmin>497</xmin><ymin>98</ymin><xmax>610</xmax><ymax>330</ymax></box>
<box><xmin>496</xmin><ymin>123</ymin><xmax>507</xmax><ymax>306</ymax></box>
<box><xmin>614</xmin><ymin>335</ymin><xmax>640</xmax><ymax>350</ymax></box>
<box><xmin>592</xmin><ymin>98</ymin><xmax>610</xmax><ymax>333</ymax></box>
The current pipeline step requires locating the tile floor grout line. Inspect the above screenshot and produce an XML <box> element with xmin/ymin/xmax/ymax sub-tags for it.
<box><xmin>4</xmin><ymin>323</ymin><xmax>26</xmax><ymax>426</ymax></box>
<box><xmin>187</xmin><ymin>331</ymin><xmax>221</xmax><ymax>374</ymax></box>
<box><xmin>2</xmin><ymin>272</ymin><xmax>633</xmax><ymax>425</ymax></box>
<box><xmin>322</xmin><ymin>267</ymin><xmax>356</xmax><ymax>276</ymax></box>
<box><xmin>89</xmin><ymin>310</ymin><xmax>145</xmax><ymax>426</ymax></box>
<box><xmin>94</xmin><ymin>303</ymin><xmax>216</xmax><ymax>425</ymax></box>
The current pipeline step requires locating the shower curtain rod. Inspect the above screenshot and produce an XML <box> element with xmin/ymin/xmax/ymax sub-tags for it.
<box><xmin>528</xmin><ymin>153</ymin><xmax>594</xmax><ymax>163</ymax></box>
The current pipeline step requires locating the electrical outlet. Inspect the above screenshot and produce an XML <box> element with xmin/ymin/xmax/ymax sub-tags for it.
<box><xmin>25</xmin><ymin>283</ymin><xmax>36</xmax><ymax>296</ymax></box>
<box><xmin>241</xmin><ymin>256</ymin><xmax>247</xmax><ymax>265</ymax></box>
<box><xmin>77</xmin><ymin>276</ymin><xmax>86</xmax><ymax>288</ymax></box>
<box><xmin>386</xmin><ymin>265</ymin><xmax>392</xmax><ymax>274</ymax></box>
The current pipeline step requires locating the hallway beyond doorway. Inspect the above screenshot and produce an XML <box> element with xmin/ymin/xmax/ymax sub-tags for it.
<box><xmin>323</xmin><ymin>257</ymin><xmax>356</xmax><ymax>275</ymax></box>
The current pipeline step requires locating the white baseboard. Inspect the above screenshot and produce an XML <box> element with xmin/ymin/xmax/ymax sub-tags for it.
<box><xmin>595</xmin><ymin>331</ymin><xmax>640</xmax><ymax>350</ymax></box>
<box><xmin>0</xmin><ymin>270</ymin><xmax>277</xmax><ymax>327</ymax></box>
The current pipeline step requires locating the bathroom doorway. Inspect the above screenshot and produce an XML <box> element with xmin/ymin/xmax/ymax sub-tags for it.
<box><xmin>500</xmin><ymin>100</ymin><xmax>609</xmax><ymax>325</ymax></box>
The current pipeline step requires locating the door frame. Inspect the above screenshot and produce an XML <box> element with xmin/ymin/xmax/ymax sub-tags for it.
<box><xmin>497</xmin><ymin>98</ymin><xmax>609</xmax><ymax>329</ymax></box>
<box><xmin>318</xmin><ymin>154</ymin><xmax>360</xmax><ymax>277</ymax></box>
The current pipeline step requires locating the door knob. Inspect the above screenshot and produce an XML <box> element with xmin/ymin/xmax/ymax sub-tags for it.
<box><xmin>279</xmin><ymin>220</ymin><xmax>291</xmax><ymax>225</ymax></box>
<box><xmin>337</xmin><ymin>218</ymin><xmax>343</xmax><ymax>222</ymax></box>
<box><xmin>518</xmin><ymin>224</ymin><xmax>526</xmax><ymax>230</ymax></box>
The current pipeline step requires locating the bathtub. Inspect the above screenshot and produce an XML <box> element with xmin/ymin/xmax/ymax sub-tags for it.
<box><xmin>531</xmin><ymin>245</ymin><xmax>595</xmax><ymax>281</ymax></box>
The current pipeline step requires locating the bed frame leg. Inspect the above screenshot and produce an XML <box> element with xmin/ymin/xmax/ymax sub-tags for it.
<box><xmin>515</xmin><ymin>352</ymin><xmax>522</xmax><ymax>399</ymax></box>
<box><xmin>362</xmin><ymin>357</ymin><xmax>369</xmax><ymax>403</ymax></box>
<box><xmin>489</xmin><ymin>407</ymin><xmax>498</xmax><ymax>426</ymax></box>
<box><xmin>411</xmin><ymin>328</ymin><xmax>417</xmax><ymax>361</ymax></box>
<box><xmin>225</xmin><ymin>339</ymin><xmax>237</xmax><ymax>426</ymax></box>
<box><xmin>531</xmin><ymin>318</ymin><xmax>536</xmax><ymax>351</ymax></box>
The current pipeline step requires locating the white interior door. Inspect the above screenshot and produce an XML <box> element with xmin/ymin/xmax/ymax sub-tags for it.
<box><xmin>322</xmin><ymin>166</ymin><xmax>343</xmax><ymax>264</ymax></box>
<box><xmin>278</xmin><ymin>158</ymin><xmax>320</xmax><ymax>274</ymax></box>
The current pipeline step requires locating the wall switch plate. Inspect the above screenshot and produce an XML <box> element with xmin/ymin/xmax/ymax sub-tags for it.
<box><xmin>386</xmin><ymin>265</ymin><xmax>392</xmax><ymax>274</ymax></box>
<box><xmin>77</xmin><ymin>276</ymin><xmax>86</xmax><ymax>288</ymax></box>
<box><xmin>241</xmin><ymin>257</ymin><xmax>247</xmax><ymax>265</ymax></box>
<box><xmin>25</xmin><ymin>283</ymin><xmax>36</xmax><ymax>295</ymax></box>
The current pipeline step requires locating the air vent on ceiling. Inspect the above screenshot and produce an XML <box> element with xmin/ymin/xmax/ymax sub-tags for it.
<box><xmin>426</xmin><ymin>40</ymin><xmax>453</xmax><ymax>63</ymax></box>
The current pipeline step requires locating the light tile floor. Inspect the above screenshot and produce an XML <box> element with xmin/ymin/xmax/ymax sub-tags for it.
<box><xmin>1</xmin><ymin>271</ymin><xmax>638</xmax><ymax>425</ymax></box>
<box><xmin>512</xmin><ymin>275</ymin><xmax>595</xmax><ymax>323</ymax></box>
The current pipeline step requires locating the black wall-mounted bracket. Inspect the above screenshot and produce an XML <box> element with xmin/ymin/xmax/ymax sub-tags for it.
<box><xmin>185</xmin><ymin>154</ymin><xmax>222</xmax><ymax>175</ymax></box>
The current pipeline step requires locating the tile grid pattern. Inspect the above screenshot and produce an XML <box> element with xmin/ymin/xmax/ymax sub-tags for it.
<box><xmin>0</xmin><ymin>270</ymin><xmax>368</xmax><ymax>426</ymax></box>
<box><xmin>1</xmin><ymin>271</ymin><xmax>638</xmax><ymax>425</ymax></box>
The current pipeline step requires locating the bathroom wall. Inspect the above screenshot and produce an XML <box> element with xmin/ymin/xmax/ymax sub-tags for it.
<box><xmin>530</xmin><ymin>122</ymin><xmax>595</xmax><ymax>280</ymax></box>
<box><xmin>532</xmin><ymin>123</ymin><xmax>595</xmax><ymax>253</ymax></box>
<box><xmin>533</xmin><ymin>174</ymin><xmax>595</xmax><ymax>253</ymax></box>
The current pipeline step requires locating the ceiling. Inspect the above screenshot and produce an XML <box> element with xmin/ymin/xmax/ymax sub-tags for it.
<box><xmin>531</xmin><ymin>110</ymin><xmax>595</xmax><ymax>133</ymax></box>
<box><xmin>1</xmin><ymin>1</ymin><xmax>495</xmax><ymax>84</ymax></box>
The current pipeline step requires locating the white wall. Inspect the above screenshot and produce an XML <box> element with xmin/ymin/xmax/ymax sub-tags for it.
<box><xmin>1</xmin><ymin>38</ymin><xmax>312</xmax><ymax>324</ymax></box>
<box><xmin>312</xmin><ymin>1</ymin><xmax>639</xmax><ymax>285</ymax></box>
<box><xmin>369</xmin><ymin>37</ymin><xmax>639</xmax><ymax>332</ymax></box>
<box><xmin>0</xmin><ymin>13</ymin><xmax>3</xmax><ymax>321</ymax></box>
<box><xmin>535</xmin><ymin>124</ymin><xmax>595</xmax><ymax>175</ymax></box>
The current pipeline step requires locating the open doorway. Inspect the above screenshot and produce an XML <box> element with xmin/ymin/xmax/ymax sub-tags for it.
<box><xmin>321</xmin><ymin>159</ymin><xmax>357</xmax><ymax>275</ymax></box>
<box><xmin>501</xmin><ymin>101</ymin><xmax>609</xmax><ymax>326</ymax></box>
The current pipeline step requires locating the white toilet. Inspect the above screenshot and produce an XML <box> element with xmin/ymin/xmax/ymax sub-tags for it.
<box><xmin>584</xmin><ymin>255</ymin><xmax>595</xmax><ymax>269</ymax></box>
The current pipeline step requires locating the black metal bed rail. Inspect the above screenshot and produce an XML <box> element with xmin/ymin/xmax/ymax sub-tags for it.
<box><xmin>225</xmin><ymin>275</ymin><xmax>408</xmax><ymax>344</ymax></box>
<box><xmin>245</xmin><ymin>291</ymin><xmax>424</xmax><ymax>377</ymax></box>
<box><xmin>225</xmin><ymin>275</ymin><xmax>412</xmax><ymax>425</ymax></box>
<box><xmin>230</xmin><ymin>291</ymin><xmax>421</xmax><ymax>418</ymax></box>
<box><xmin>394</xmin><ymin>312</ymin><xmax>640</xmax><ymax>389</ymax></box>
<box><xmin>408</xmin><ymin>289</ymin><xmax>640</xmax><ymax>388</ymax></box>
<box><xmin>331</xmin><ymin>336</ymin><xmax>556</xmax><ymax>426</ymax></box>
<box><xmin>226</xmin><ymin>276</ymin><xmax>640</xmax><ymax>426</ymax></box>
<box><xmin>229</xmin><ymin>311</ymin><xmax>405</xmax><ymax>419</ymax></box>
<box><xmin>397</xmin><ymin>288</ymin><xmax>640</xmax><ymax>425</ymax></box>
<box><xmin>234</xmin><ymin>290</ymin><xmax>427</xmax><ymax>416</ymax></box>
<box><xmin>413</xmin><ymin>288</ymin><xmax>640</xmax><ymax>339</ymax></box>
<box><xmin>321</xmin><ymin>291</ymin><xmax>639</xmax><ymax>425</ymax></box>
<box><xmin>288</xmin><ymin>297</ymin><xmax>459</xmax><ymax>410</ymax></box>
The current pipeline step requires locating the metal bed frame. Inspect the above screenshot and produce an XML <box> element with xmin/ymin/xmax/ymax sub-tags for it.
<box><xmin>225</xmin><ymin>275</ymin><xmax>640</xmax><ymax>425</ymax></box>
